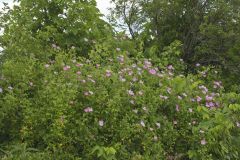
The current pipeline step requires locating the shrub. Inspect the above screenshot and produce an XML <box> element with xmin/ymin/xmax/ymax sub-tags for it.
<box><xmin>0</xmin><ymin>45</ymin><xmax>240</xmax><ymax>159</ymax></box>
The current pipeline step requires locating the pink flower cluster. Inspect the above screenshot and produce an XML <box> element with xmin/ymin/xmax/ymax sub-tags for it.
<box><xmin>63</xmin><ymin>65</ymin><xmax>71</xmax><ymax>71</ymax></box>
<box><xmin>84</xmin><ymin>107</ymin><xmax>93</xmax><ymax>113</ymax></box>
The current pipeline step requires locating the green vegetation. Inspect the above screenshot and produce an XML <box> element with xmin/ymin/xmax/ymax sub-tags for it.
<box><xmin>0</xmin><ymin>0</ymin><xmax>240</xmax><ymax>159</ymax></box>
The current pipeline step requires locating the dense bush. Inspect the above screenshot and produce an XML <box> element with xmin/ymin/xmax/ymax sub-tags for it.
<box><xmin>0</xmin><ymin>44</ymin><xmax>240</xmax><ymax>159</ymax></box>
<box><xmin>0</xmin><ymin>0</ymin><xmax>240</xmax><ymax>159</ymax></box>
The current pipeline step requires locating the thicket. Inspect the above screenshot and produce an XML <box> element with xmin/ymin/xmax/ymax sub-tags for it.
<box><xmin>0</xmin><ymin>0</ymin><xmax>240</xmax><ymax>159</ymax></box>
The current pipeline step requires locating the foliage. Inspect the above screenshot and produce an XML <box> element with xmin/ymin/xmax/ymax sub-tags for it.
<box><xmin>0</xmin><ymin>0</ymin><xmax>240</xmax><ymax>159</ymax></box>
<box><xmin>0</xmin><ymin>43</ymin><xmax>240</xmax><ymax>159</ymax></box>
<box><xmin>110</xmin><ymin>0</ymin><xmax>240</xmax><ymax>87</ymax></box>
<box><xmin>0</xmin><ymin>0</ymin><xmax>112</xmax><ymax>61</ymax></box>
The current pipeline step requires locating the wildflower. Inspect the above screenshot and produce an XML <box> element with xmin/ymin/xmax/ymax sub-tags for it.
<box><xmin>196</xmin><ymin>96</ymin><xmax>202</xmax><ymax>102</ymax></box>
<box><xmin>29</xmin><ymin>82</ymin><xmax>33</xmax><ymax>86</ymax></box>
<box><xmin>167</xmin><ymin>65</ymin><xmax>174</xmax><ymax>70</ymax></box>
<box><xmin>149</xmin><ymin>69</ymin><xmax>157</xmax><ymax>75</ymax></box>
<box><xmin>213</xmin><ymin>81</ymin><xmax>222</xmax><ymax>88</ymax></box>
<box><xmin>201</xmin><ymin>139</ymin><xmax>207</xmax><ymax>145</ymax></box>
<box><xmin>45</xmin><ymin>64</ymin><xmax>50</xmax><ymax>68</ymax></box>
<box><xmin>236</xmin><ymin>122</ymin><xmax>240</xmax><ymax>128</ymax></box>
<box><xmin>177</xmin><ymin>95</ymin><xmax>183</xmax><ymax>100</ymax></box>
<box><xmin>105</xmin><ymin>70</ymin><xmax>112</xmax><ymax>77</ymax></box>
<box><xmin>138</xmin><ymin>91</ymin><xmax>143</xmax><ymax>95</ymax></box>
<box><xmin>76</xmin><ymin>71</ymin><xmax>81</xmax><ymax>75</ymax></box>
<box><xmin>139</xmin><ymin>80</ymin><xmax>144</xmax><ymax>84</ymax></box>
<box><xmin>176</xmin><ymin>105</ymin><xmax>180</xmax><ymax>112</ymax></box>
<box><xmin>173</xmin><ymin>120</ymin><xmax>178</xmax><ymax>125</ymax></box>
<box><xmin>167</xmin><ymin>87</ymin><xmax>172</xmax><ymax>94</ymax></box>
<box><xmin>199</xmin><ymin>85</ymin><xmax>208</xmax><ymax>94</ymax></box>
<box><xmin>160</xmin><ymin>95</ymin><xmax>168</xmax><ymax>100</ymax></box>
<box><xmin>84</xmin><ymin>107</ymin><xmax>93</xmax><ymax>113</ymax></box>
<box><xmin>89</xmin><ymin>91</ymin><xmax>94</xmax><ymax>95</ymax></box>
<box><xmin>143</xmin><ymin>60</ymin><xmax>152</xmax><ymax>69</ymax></box>
<box><xmin>0</xmin><ymin>87</ymin><xmax>2</xmax><ymax>93</ymax></box>
<box><xmin>153</xmin><ymin>136</ymin><xmax>158</xmax><ymax>141</ymax></box>
<box><xmin>119</xmin><ymin>76</ymin><xmax>126</xmax><ymax>82</ymax></box>
<box><xmin>96</xmin><ymin>64</ymin><xmax>100</xmax><ymax>68</ymax></box>
<box><xmin>89</xmin><ymin>79</ymin><xmax>96</xmax><ymax>83</ymax></box>
<box><xmin>142</xmin><ymin>106</ymin><xmax>148</xmax><ymax>112</ymax></box>
<box><xmin>192</xmin><ymin>120</ymin><xmax>196</xmax><ymax>125</ymax></box>
<box><xmin>188</xmin><ymin>108</ymin><xmax>193</xmax><ymax>113</ymax></box>
<box><xmin>206</xmin><ymin>95</ymin><xmax>213</xmax><ymax>101</ymax></box>
<box><xmin>149</xmin><ymin>128</ymin><xmax>154</xmax><ymax>131</ymax></box>
<box><xmin>200</xmin><ymin>71</ymin><xmax>207</xmax><ymax>77</ymax></box>
<box><xmin>117</xmin><ymin>55</ymin><xmax>124</xmax><ymax>63</ymax></box>
<box><xmin>132</xmin><ymin>77</ymin><xmax>138</xmax><ymax>82</ymax></box>
<box><xmin>76</xmin><ymin>63</ymin><xmax>83</xmax><ymax>67</ymax></box>
<box><xmin>200</xmin><ymin>130</ymin><xmax>205</xmax><ymax>133</ymax></box>
<box><xmin>130</xmin><ymin>100</ymin><xmax>135</xmax><ymax>104</ymax></box>
<box><xmin>84</xmin><ymin>38</ymin><xmax>89</xmax><ymax>42</ymax></box>
<box><xmin>52</xmin><ymin>44</ymin><xmax>57</xmax><ymax>48</ymax></box>
<box><xmin>116</xmin><ymin>48</ymin><xmax>121</xmax><ymax>51</ymax></box>
<box><xmin>84</xmin><ymin>91</ymin><xmax>93</xmax><ymax>96</ymax></box>
<box><xmin>156</xmin><ymin>122</ymin><xmax>161</xmax><ymax>128</ymax></box>
<box><xmin>191</xmin><ymin>98</ymin><xmax>196</xmax><ymax>102</ymax></box>
<box><xmin>206</xmin><ymin>102</ymin><xmax>215</xmax><ymax>108</ymax></box>
<box><xmin>8</xmin><ymin>86</ymin><xmax>13</xmax><ymax>90</ymax></box>
<box><xmin>196</xmin><ymin>63</ymin><xmax>201</xmax><ymax>67</ymax></box>
<box><xmin>128</xmin><ymin>90</ymin><xmax>135</xmax><ymax>96</ymax></box>
<box><xmin>72</xmin><ymin>59</ymin><xmax>76</xmax><ymax>63</ymax></box>
<box><xmin>128</xmin><ymin>71</ymin><xmax>133</xmax><ymax>76</ymax></box>
<box><xmin>99</xmin><ymin>120</ymin><xmax>104</xmax><ymax>127</ymax></box>
<box><xmin>158</xmin><ymin>73</ymin><xmax>164</xmax><ymax>78</ymax></box>
<box><xmin>63</xmin><ymin>65</ymin><xmax>71</xmax><ymax>71</ymax></box>
<box><xmin>80</xmin><ymin>79</ymin><xmax>86</xmax><ymax>83</ymax></box>
<box><xmin>140</xmin><ymin>120</ymin><xmax>145</xmax><ymax>127</ymax></box>
<box><xmin>132</xmin><ymin>64</ymin><xmax>137</xmax><ymax>68</ymax></box>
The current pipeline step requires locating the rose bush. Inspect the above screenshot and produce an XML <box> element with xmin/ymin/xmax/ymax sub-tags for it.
<box><xmin>0</xmin><ymin>44</ymin><xmax>240</xmax><ymax>159</ymax></box>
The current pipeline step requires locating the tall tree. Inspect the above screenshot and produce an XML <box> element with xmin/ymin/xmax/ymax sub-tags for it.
<box><xmin>0</xmin><ymin>0</ymin><xmax>112</xmax><ymax>61</ymax></box>
<box><xmin>111</xmin><ymin>0</ymin><xmax>240</xmax><ymax>84</ymax></box>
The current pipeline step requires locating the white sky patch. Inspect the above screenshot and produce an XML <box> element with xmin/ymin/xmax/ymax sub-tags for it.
<box><xmin>96</xmin><ymin>0</ymin><xmax>112</xmax><ymax>17</ymax></box>
<box><xmin>0</xmin><ymin>0</ymin><xmax>13</xmax><ymax>10</ymax></box>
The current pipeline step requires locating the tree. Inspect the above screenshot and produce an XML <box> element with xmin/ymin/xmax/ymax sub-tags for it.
<box><xmin>110</xmin><ymin>0</ymin><xmax>147</xmax><ymax>39</ymax></box>
<box><xmin>0</xmin><ymin>0</ymin><xmax>112</xmax><ymax>61</ymax></box>
<box><xmin>111</xmin><ymin>0</ymin><xmax>240</xmax><ymax>85</ymax></box>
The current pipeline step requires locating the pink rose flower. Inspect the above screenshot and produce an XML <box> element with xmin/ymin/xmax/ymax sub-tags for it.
<box><xmin>196</xmin><ymin>96</ymin><xmax>202</xmax><ymax>102</ymax></box>
<box><xmin>149</xmin><ymin>69</ymin><xmax>157</xmax><ymax>75</ymax></box>
<box><xmin>84</xmin><ymin>107</ymin><xmax>93</xmax><ymax>113</ymax></box>
<box><xmin>128</xmin><ymin>90</ymin><xmax>135</xmax><ymax>96</ymax></box>
<box><xmin>206</xmin><ymin>95</ymin><xmax>213</xmax><ymax>101</ymax></box>
<box><xmin>201</xmin><ymin>139</ymin><xmax>207</xmax><ymax>145</ymax></box>
<box><xmin>63</xmin><ymin>65</ymin><xmax>71</xmax><ymax>71</ymax></box>
<box><xmin>105</xmin><ymin>70</ymin><xmax>112</xmax><ymax>77</ymax></box>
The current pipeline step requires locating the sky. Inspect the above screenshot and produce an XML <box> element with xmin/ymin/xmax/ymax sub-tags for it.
<box><xmin>0</xmin><ymin>0</ymin><xmax>112</xmax><ymax>16</ymax></box>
